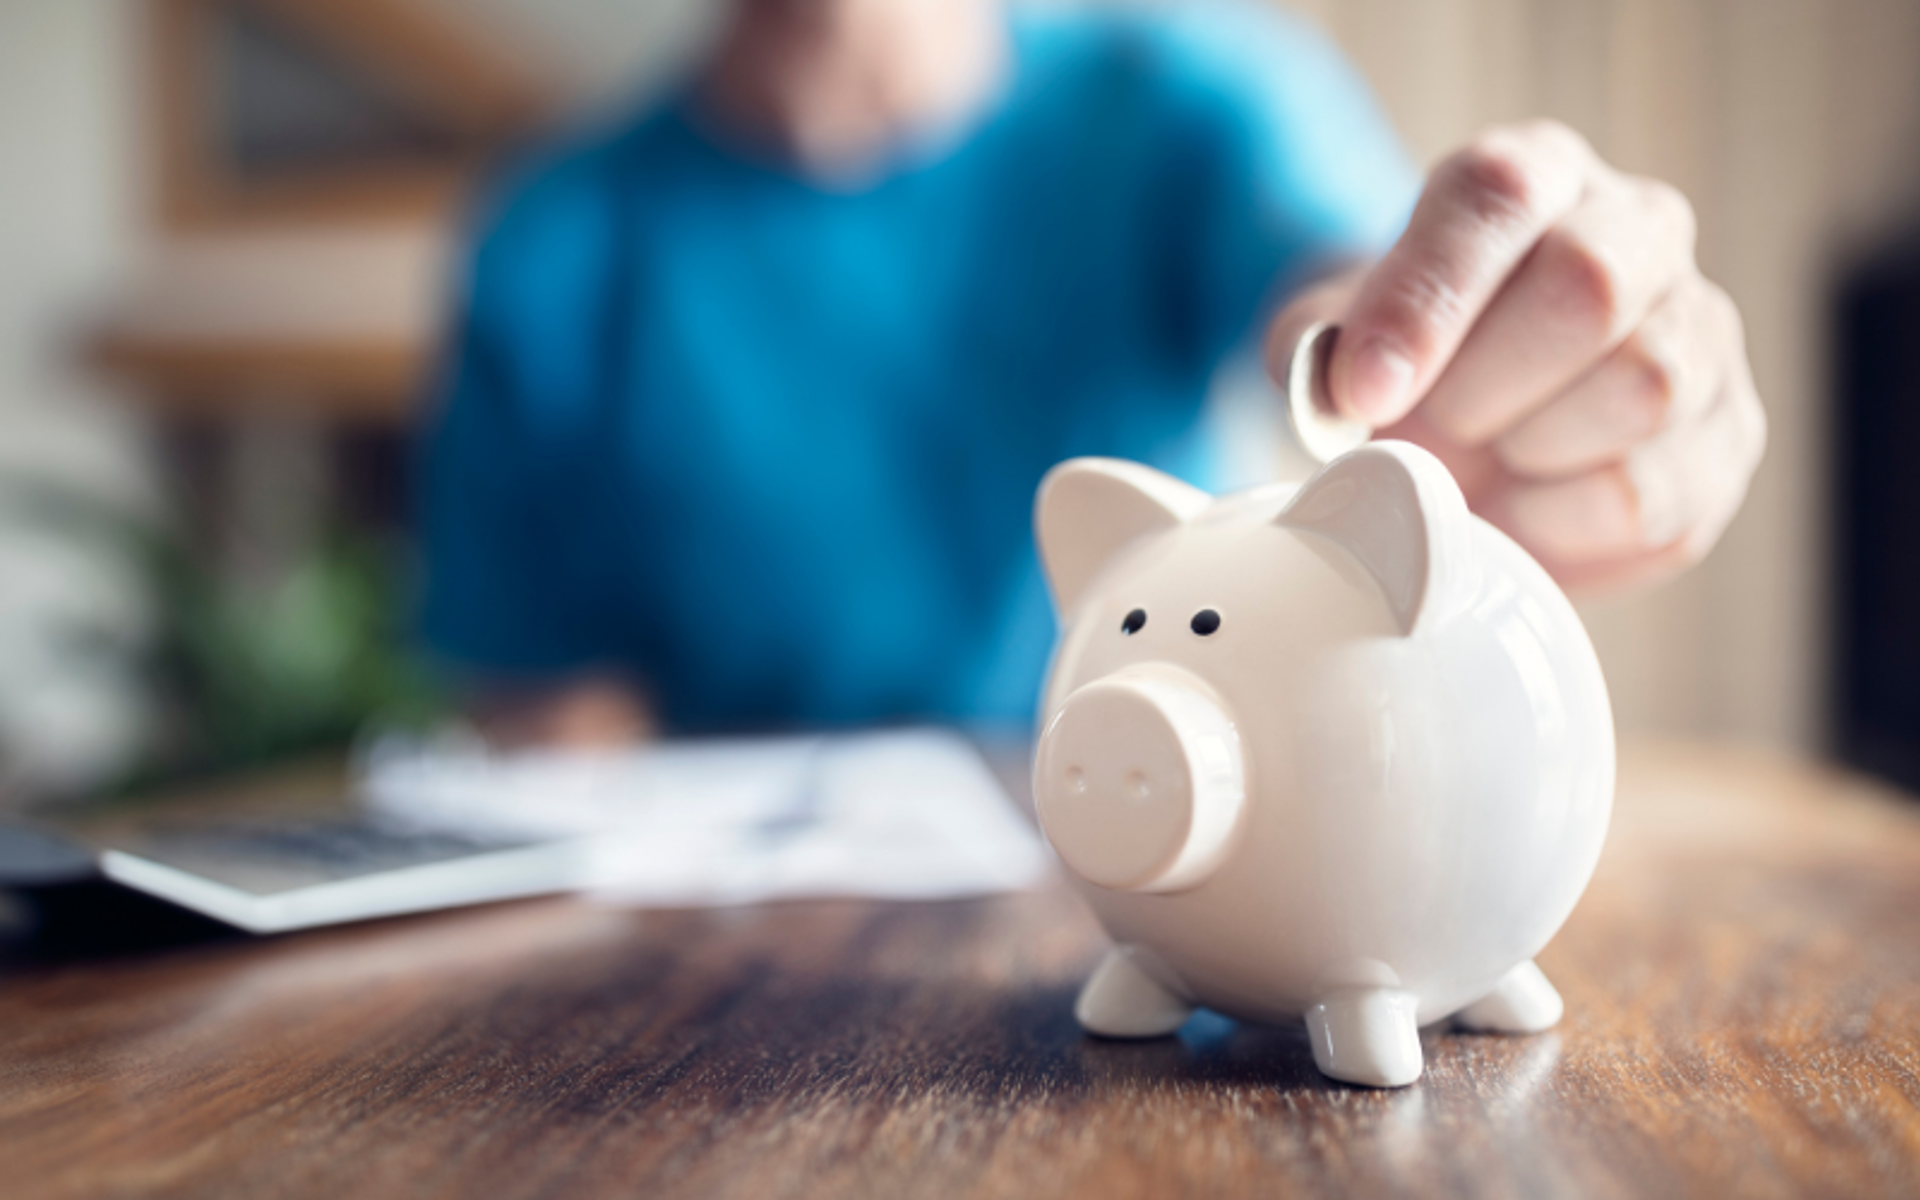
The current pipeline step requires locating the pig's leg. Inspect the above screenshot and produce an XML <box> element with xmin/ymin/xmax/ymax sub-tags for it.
<box><xmin>1305</xmin><ymin>988</ymin><xmax>1424</xmax><ymax>1087</ymax></box>
<box><xmin>1075</xmin><ymin>945</ymin><xmax>1193</xmax><ymax>1038</ymax></box>
<box><xmin>1453</xmin><ymin>960</ymin><xmax>1564</xmax><ymax>1033</ymax></box>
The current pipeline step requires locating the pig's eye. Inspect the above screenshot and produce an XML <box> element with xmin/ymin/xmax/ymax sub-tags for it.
<box><xmin>1190</xmin><ymin>609</ymin><xmax>1222</xmax><ymax>636</ymax></box>
<box><xmin>1121</xmin><ymin>609</ymin><xmax>1147</xmax><ymax>635</ymax></box>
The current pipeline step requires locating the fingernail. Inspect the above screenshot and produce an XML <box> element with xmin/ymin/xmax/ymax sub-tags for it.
<box><xmin>1344</xmin><ymin>338</ymin><xmax>1415</xmax><ymax>424</ymax></box>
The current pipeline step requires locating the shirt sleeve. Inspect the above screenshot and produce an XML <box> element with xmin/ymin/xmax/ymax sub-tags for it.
<box><xmin>1150</xmin><ymin>2</ymin><xmax>1422</xmax><ymax>368</ymax></box>
<box><xmin>415</xmin><ymin>150</ymin><xmax>624</xmax><ymax>679</ymax></box>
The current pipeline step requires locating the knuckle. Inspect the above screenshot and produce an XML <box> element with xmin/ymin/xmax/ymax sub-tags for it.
<box><xmin>1644</xmin><ymin>179</ymin><xmax>1698</xmax><ymax>251</ymax></box>
<box><xmin>1699</xmin><ymin>279</ymin><xmax>1765</xmax><ymax>470</ymax></box>
<box><xmin>1519</xmin><ymin>117</ymin><xmax>1596</xmax><ymax>167</ymax></box>
<box><xmin>1534</xmin><ymin>224</ymin><xmax>1623</xmax><ymax>340</ymax></box>
<box><xmin>1621</xmin><ymin>342</ymin><xmax>1679</xmax><ymax>429</ymax></box>
<box><xmin>1689</xmin><ymin>274</ymin><xmax>1744</xmax><ymax>348</ymax></box>
<box><xmin>1525</xmin><ymin>117</ymin><xmax>1589</xmax><ymax>149</ymax></box>
<box><xmin>1675</xmin><ymin>528</ymin><xmax>1715</xmax><ymax>566</ymax></box>
<box><xmin>1708</xmin><ymin>281</ymin><xmax>1746</xmax><ymax>346</ymax></box>
<box><xmin>1440</xmin><ymin>136</ymin><xmax>1541</xmax><ymax>229</ymax></box>
<box><xmin>1685</xmin><ymin>483</ymin><xmax>1746</xmax><ymax>561</ymax></box>
<box><xmin>1737</xmin><ymin>386</ymin><xmax>1768</xmax><ymax>470</ymax></box>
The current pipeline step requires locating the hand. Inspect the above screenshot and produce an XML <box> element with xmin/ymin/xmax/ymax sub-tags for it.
<box><xmin>470</xmin><ymin>677</ymin><xmax>656</xmax><ymax>750</ymax></box>
<box><xmin>1265</xmin><ymin>120</ymin><xmax>1765</xmax><ymax>594</ymax></box>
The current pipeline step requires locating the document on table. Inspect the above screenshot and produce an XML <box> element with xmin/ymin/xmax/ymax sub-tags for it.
<box><xmin>55</xmin><ymin>728</ymin><xmax>1049</xmax><ymax>933</ymax></box>
<box><xmin>359</xmin><ymin>727</ymin><xmax>1052</xmax><ymax>908</ymax></box>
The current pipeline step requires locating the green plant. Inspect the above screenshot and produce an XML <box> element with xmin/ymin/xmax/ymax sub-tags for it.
<box><xmin>0</xmin><ymin>474</ymin><xmax>447</xmax><ymax>794</ymax></box>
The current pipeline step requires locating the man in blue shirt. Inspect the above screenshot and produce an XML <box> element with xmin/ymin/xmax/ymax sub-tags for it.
<box><xmin>422</xmin><ymin>0</ymin><xmax>1763</xmax><ymax>743</ymax></box>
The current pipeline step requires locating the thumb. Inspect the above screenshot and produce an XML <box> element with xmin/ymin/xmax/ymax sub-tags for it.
<box><xmin>1328</xmin><ymin>121</ymin><xmax>1594</xmax><ymax>426</ymax></box>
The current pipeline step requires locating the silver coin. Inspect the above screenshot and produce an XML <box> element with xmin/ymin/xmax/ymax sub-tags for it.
<box><xmin>1286</xmin><ymin>321</ymin><xmax>1373</xmax><ymax>465</ymax></box>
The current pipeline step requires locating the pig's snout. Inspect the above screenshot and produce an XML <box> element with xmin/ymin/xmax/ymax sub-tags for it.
<box><xmin>1035</xmin><ymin>668</ymin><xmax>1247</xmax><ymax>893</ymax></box>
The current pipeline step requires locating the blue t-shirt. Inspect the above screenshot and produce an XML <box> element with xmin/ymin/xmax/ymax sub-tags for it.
<box><xmin>420</xmin><ymin>3</ymin><xmax>1417</xmax><ymax>731</ymax></box>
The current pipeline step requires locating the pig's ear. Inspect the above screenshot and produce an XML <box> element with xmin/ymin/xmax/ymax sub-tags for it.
<box><xmin>1036</xmin><ymin>458</ymin><xmax>1211</xmax><ymax>616</ymax></box>
<box><xmin>1278</xmin><ymin>440</ymin><xmax>1475</xmax><ymax>636</ymax></box>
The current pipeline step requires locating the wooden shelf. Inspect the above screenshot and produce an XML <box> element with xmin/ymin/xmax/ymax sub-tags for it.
<box><xmin>86</xmin><ymin>223</ymin><xmax>451</xmax><ymax>426</ymax></box>
<box><xmin>89</xmin><ymin>330</ymin><xmax>427</xmax><ymax>424</ymax></box>
<box><xmin>89</xmin><ymin>0</ymin><xmax>547</xmax><ymax>426</ymax></box>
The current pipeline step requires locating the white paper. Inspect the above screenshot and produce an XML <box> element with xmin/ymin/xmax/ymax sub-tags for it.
<box><xmin>357</xmin><ymin>727</ymin><xmax>1051</xmax><ymax>906</ymax></box>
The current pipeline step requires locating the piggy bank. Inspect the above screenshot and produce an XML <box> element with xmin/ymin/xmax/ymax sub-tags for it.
<box><xmin>1032</xmin><ymin>440</ymin><xmax>1613</xmax><ymax>1088</ymax></box>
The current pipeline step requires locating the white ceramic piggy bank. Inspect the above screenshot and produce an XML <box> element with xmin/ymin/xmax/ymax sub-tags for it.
<box><xmin>1032</xmin><ymin>440</ymin><xmax>1613</xmax><ymax>1088</ymax></box>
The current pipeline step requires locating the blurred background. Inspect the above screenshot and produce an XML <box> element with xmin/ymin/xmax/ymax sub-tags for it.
<box><xmin>2</xmin><ymin>0</ymin><xmax>1918</xmax><ymax>804</ymax></box>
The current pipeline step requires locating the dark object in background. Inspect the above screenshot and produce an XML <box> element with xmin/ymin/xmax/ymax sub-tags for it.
<box><xmin>0</xmin><ymin>821</ymin><xmax>240</xmax><ymax>962</ymax></box>
<box><xmin>4</xmin><ymin>882</ymin><xmax>242</xmax><ymax>963</ymax></box>
<box><xmin>1833</xmin><ymin>234</ymin><xmax>1920</xmax><ymax>795</ymax></box>
<box><xmin>0</xmin><ymin>823</ymin><xmax>97</xmax><ymax>888</ymax></box>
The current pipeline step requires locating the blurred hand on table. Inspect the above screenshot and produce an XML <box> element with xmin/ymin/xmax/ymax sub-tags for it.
<box><xmin>470</xmin><ymin>678</ymin><xmax>656</xmax><ymax>751</ymax></box>
<box><xmin>1267</xmin><ymin>119</ymin><xmax>1766</xmax><ymax>595</ymax></box>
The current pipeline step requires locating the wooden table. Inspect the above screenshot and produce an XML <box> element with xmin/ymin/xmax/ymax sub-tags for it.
<box><xmin>3</xmin><ymin>741</ymin><xmax>1919</xmax><ymax>1198</ymax></box>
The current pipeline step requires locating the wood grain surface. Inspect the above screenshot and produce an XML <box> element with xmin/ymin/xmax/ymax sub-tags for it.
<box><xmin>3</xmin><ymin>741</ymin><xmax>1919</xmax><ymax>1199</ymax></box>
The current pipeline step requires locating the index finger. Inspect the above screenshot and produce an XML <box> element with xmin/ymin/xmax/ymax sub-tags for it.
<box><xmin>1330</xmin><ymin>120</ymin><xmax>1598</xmax><ymax>425</ymax></box>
